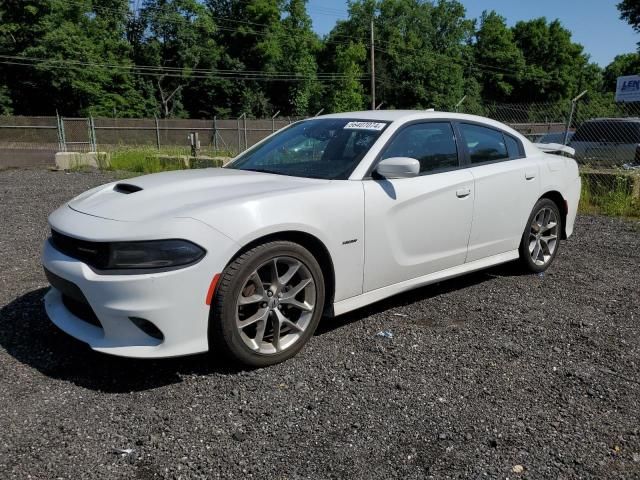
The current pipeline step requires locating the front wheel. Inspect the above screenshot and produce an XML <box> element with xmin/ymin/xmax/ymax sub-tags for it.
<box><xmin>210</xmin><ymin>241</ymin><xmax>325</xmax><ymax>367</ymax></box>
<box><xmin>518</xmin><ymin>198</ymin><xmax>562</xmax><ymax>273</ymax></box>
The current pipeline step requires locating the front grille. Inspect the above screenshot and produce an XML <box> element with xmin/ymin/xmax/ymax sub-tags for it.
<box><xmin>43</xmin><ymin>267</ymin><xmax>102</xmax><ymax>329</ymax></box>
<box><xmin>50</xmin><ymin>230</ymin><xmax>110</xmax><ymax>269</ymax></box>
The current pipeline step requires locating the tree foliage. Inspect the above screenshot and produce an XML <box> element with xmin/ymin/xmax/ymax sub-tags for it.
<box><xmin>473</xmin><ymin>11</ymin><xmax>524</xmax><ymax>102</ymax></box>
<box><xmin>0</xmin><ymin>0</ymin><xmax>636</xmax><ymax>117</ymax></box>
<box><xmin>603</xmin><ymin>53</ymin><xmax>640</xmax><ymax>90</ymax></box>
<box><xmin>618</xmin><ymin>0</ymin><xmax>640</xmax><ymax>32</ymax></box>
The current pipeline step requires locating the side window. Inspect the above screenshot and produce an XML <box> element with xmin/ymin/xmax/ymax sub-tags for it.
<box><xmin>381</xmin><ymin>122</ymin><xmax>459</xmax><ymax>173</ymax></box>
<box><xmin>459</xmin><ymin>123</ymin><xmax>509</xmax><ymax>164</ymax></box>
<box><xmin>504</xmin><ymin>134</ymin><xmax>523</xmax><ymax>159</ymax></box>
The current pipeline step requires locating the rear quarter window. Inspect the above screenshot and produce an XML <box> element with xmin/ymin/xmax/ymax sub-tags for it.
<box><xmin>504</xmin><ymin>134</ymin><xmax>524</xmax><ymax>159</ymax></box>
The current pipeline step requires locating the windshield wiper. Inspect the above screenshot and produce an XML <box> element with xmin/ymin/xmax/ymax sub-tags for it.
<box><xmin>241</xmin><ymin>168</ymin><xmax>276</xmax><ymax>175</ymax></box>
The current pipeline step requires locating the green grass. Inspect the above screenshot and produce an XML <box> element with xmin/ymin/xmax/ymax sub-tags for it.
<box><xmin>578</xmin><ymin>175</ymin><xmax>640</xmax><ymax>219</ymax></box>
<box><xmin>104</xmin><ymin>147</ymin><xmax>235</xmax><ymax>174</ymax></box>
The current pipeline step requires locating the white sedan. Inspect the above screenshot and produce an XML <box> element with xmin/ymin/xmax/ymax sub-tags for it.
<box><xmin>42</xmin><ymin>111</ymin><xmax>581</xmax><ymax>366</ymax></box>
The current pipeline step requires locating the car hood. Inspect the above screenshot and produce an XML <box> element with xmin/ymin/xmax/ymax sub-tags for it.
<box><xmin>68</xmin><ymin>168</ymin><xmax>328</xmax><ymax>222</ymax></box>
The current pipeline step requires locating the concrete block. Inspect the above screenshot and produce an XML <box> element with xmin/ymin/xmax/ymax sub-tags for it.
<box><xmin>55</xmin><ymin>151</ymin><xmax>108</xmax><ymax>170</ymax></box>
<box><xmin>188</xmin><ymin>156</ymin><xmax>226</xmax><ymax>169</ymax></box>
<box><xmin>156</xmin><ymin>155</ymin><xmax>189</xmax><ymax>169</ymax></box>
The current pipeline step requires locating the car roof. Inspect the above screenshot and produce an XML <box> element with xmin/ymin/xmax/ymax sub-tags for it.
<box><xmin>319</xmin><ymin>109</ymin><xmax>493</xmax><ymax>123</ymax></box>
<box><xmin>317</xmin><ymin>110</ymin><xmax>530</xmax><ymax>145</ymax></box>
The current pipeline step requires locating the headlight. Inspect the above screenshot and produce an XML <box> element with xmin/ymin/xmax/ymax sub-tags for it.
<box><xmin>50</xmin><ymin>230</ymin><xmax>206</xmax><ymax>273</ymax></box>
<box><xmin>107</xmin><ymin>240</ymin><xmax>206</xmax><ymax>270</ymax></box>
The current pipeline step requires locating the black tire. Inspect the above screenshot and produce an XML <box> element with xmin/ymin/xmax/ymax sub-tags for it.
<box><xmin>519</xmin><ymin>198</ymin><xmax>563</xmax><ymax>273</ymax></box>
<box><xmin>209</xmin><ymin>240</ymin><xmax>325</xmax><ymax>367</ymax></box>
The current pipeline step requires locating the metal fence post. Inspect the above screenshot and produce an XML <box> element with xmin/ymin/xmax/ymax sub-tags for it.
<box><xmin>154</xmin><ymin>115</ymin><xmax>161</xmax><ymax>150</ymax></box>
<box><xmin>271</xmin><ymin>110</ymin><xmax>280</xmax><ymax>133</ymax></box>
<box><xmin>213</xmin><ymin>116</ymin><xmax>218</xmax><ymax>151</ymax></box>
<box><xmin>237</xmin><ymin>113</ymin><xmax>246</xmax><ymax>153</ymax></box>
<box><xmin>564</xmin><ymin>90</ymin><xmax>587</xmax><ymax>145</ymax></box>
<box><xmin>455</xmin><ymin>95</ymin><xmax>467</xmax><ymax>113</ymax></box>
<box><xmin>56</xmin><ymin>111</ymin><xmax>64</xmax><ymax>151</ymax></box>
<box><xmin>89</xmin><ymin>116</ymin><xmax>97</xmax><ymax>151</ymax></box>
<box><xmin>243</xmin><ymin>114</ymin><xmax>248</xmax><ymax>151</ymax></box>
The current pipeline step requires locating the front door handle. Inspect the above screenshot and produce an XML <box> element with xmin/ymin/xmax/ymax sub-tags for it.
<box><xmin>456</xmin><ymin>187</ymin><xmax>471</xmax><ymax>198</ymax></box>
<box><xmin>525</xmin><ymin>171</ymin><xmax>536</xmax><ymax>180</ymax></box>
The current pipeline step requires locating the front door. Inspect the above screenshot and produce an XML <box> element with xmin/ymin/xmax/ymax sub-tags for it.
<box><xmin>363</xmin><ymin>121</ymin><xmax>475</xmax><ymax>292</ymax></box>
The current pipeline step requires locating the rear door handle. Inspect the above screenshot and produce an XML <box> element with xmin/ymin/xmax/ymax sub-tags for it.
<box><xmin>456</xmin><ymin>187</ymin><xmax>471</xmax><ymax>198</ymax></box>
<box><xmin>525</xmin><ymin>171</ymin><xmax>536</xmax><ymax>180</ymax></box>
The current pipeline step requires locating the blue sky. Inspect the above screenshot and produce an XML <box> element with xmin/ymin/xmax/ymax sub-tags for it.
<box><xmin>308</xmin><ymin>0</ymin><xmax>638</xmax><ymax>66</ymax></box>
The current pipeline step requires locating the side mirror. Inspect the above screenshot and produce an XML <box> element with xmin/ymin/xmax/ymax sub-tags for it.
<box><xmin>374</xmin><ymin>157</ymin><xmax>420</xmax><ymax>179</ymax></box>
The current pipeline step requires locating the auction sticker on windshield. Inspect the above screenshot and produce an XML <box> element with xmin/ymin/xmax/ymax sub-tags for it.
<box><xmin>344</xmin><ymin>121</ymin><xmax>387</xmax><ymax>131</ymax></box>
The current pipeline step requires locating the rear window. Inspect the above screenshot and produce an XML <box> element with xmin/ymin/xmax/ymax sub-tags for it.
<box><xmin>459</xmin><ymin>123</ymin><xmax>509</xmax><ymax>164</ymax></box>
<box><xmin>572</xmin><ymin>121</ymin><xmax>640</xmax><ymax>143</ymax></box>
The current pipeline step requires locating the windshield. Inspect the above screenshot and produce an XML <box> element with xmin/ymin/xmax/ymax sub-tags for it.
<box><xmin>228</xmin><ymin>118</ymin><xmax>390</xmax><ymax>179</ymax></box>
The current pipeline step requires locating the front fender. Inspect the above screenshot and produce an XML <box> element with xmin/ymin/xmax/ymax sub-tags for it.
<box><xmin>191</xmin><ymin>181</ymin><xmax>366</xmax><ymax>302</ymax></box>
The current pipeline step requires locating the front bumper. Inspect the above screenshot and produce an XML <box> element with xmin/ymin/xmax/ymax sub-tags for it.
<box><xmin>42</xmin><ymin>214</ymin><xmax>238</xmax><ymax>358</ymax></box>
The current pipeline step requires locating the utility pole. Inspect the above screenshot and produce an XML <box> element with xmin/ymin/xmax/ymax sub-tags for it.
<box><xmin>370</xmin><ymin>17</ymin><xmax>375</xmax><ymax>111</ymax></box>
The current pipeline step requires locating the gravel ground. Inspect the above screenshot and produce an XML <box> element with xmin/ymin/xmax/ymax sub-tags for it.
<box><xmin>0</xmin><ymin>168</ymin><xmax>639</xmax><ymax>479</ymax></box>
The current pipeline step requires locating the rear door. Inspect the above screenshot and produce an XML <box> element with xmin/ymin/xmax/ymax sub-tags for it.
<box><xmin>456</xmin><ymin>122</ymin><xmax>540</xmax><ymax>263</ymax></box>
<box><xmin>363</xmin><ymin>121</ymin><xmax>474</xmax><ymax>292</ymax></box>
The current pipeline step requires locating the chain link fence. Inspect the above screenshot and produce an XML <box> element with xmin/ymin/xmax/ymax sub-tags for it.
<box><xmin>1</xmin><ymin>105</ymin><xmax>639</xmax><ymax>199</ymax></box>
<box><xmin>57</xmin><ymin>115</ymin><xmax>300</xmax><ymax>155</ymax></box>
<box><xmin>0</xmin><ymin>114</ymin><xmax>304</xmax><ymax>166</ymax></box>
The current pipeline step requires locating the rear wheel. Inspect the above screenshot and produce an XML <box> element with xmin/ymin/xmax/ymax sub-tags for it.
<box><xmin>519</xmin><ymin>198</ymin><xmax>562</xmax><ymax>273</ymax></box>
<box><xmin>210</xmin><ymin>241</ymin><xmax>325</xmax><ymax>367</ymax></box>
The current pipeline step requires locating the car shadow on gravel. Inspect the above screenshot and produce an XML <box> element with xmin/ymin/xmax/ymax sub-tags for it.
<box><xmin>0</xmin><ymin>262</ymin><xmax>528</xmax><ymax>393</ymax></box>
<box><xmin>0</xmin><ymin>288</ymin><xmax>246</xmax><ymax>393</ymax></box>
<box><xmin>316</xmin><ymin>260</ymin><xmax>529</xmax><ymax>335</ymax></box>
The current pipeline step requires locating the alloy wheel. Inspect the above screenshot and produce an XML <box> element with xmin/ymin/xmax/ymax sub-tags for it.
<box><xmin>528</xmin><ymin>207</ymin><xmax>559</xmax><ymax>266</ymax></box>
<box><xmin>235</xmin><ymin>256</ymin><xmax>316</xmax><ymax>355</ymax></box>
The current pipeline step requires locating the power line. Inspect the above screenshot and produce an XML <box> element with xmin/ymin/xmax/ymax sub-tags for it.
<box><xmin>0</xmin><ymin>54</ymin><xmax>365</xmax><ymax>78</ymax></box>
<box><xmin>0</xmin><ymin>56</ymin><xmax>369</xmax><ymax>82</ymax></box>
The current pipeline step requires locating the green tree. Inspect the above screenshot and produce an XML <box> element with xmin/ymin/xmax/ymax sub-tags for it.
<box><xmin>0</xmin><ymin>0</ymin><xmax>153</xmax><ymax>116</ymax></box>
<box><xmin>377</xmin><ymin>0</ymin><xmax>474</xmax><ymax>109</ymax></box>
<box><xmin>136</xmin><ymin>0</ymin><xmax>219</xmax><ymax>118</ymax></box>
<box><xmin>0</xmin><ymin>84</ymin><xmax>12</xmax><ymax>115</ymax></box>
<box><xmin>329</xmin><ymin>42</ymin><xmax>367</xmax><ymax>112</ymax></box>
<box><xmin>317</xmin><ymin>0</ymin><xmax>372</xmax><ymax>111</ymax></box>
<box><xmin>618</xmin><ymin>0</ymin><xmax>640</xmax><ymax>32</ymax></box>
<box><xmin>324</xmin><ymin>0</ymin><xmax>473</xmax><ymax>111</ymax></box>
<box><xmin>271</xmin><ymin>0</ymin><xmax>322</xmax><ymax>116</ymax></box>
<box><xmin>473</xmin><ymin>11</ymin><xmax>524</xmax><ymax>102</ymax></box>
<box><xmin>603</xmin><ymin>53</ymin><xmax>640</xmax><ymax>91</ymax></box>
<box><xmin>511</xmin><ymin>18</ymin><xmax>593</xmax><ymax>102</ymax></box>
<box><xmin>207</xmin><ymin>0</ymin><xmax>283</xmax><ymax>117</ymax></box>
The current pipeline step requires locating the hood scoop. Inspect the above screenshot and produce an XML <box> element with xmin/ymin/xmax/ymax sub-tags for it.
<box><xmin>113</xmin><ymin>183</ymin><xmax>143</xmax><ymax>194</ymax></box>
